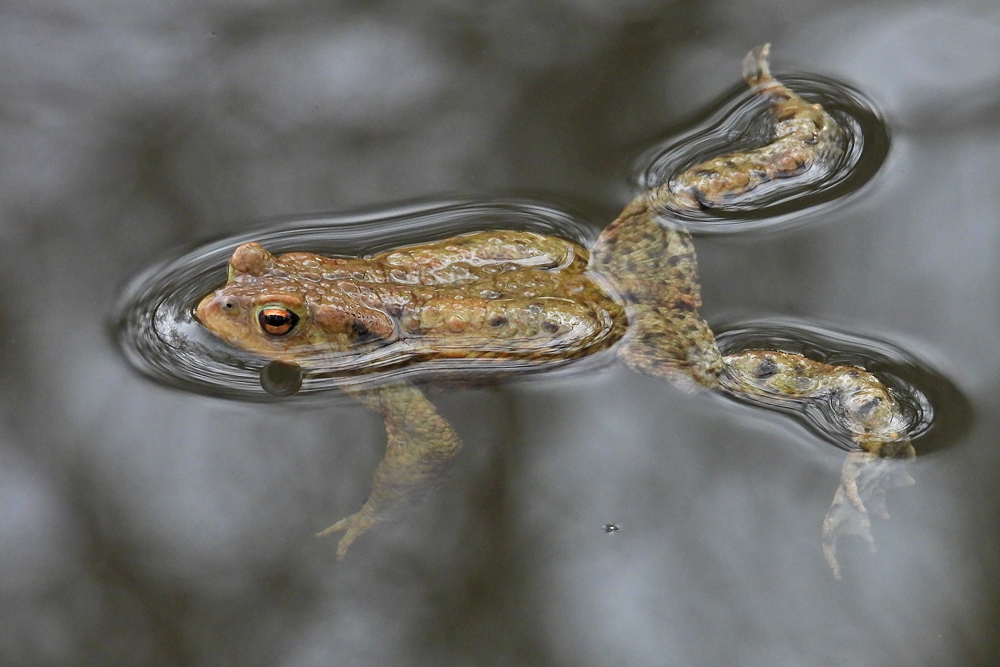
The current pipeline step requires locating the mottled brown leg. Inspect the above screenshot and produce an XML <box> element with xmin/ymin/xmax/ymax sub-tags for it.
<box><xmin>317</xmin><ymin>382</ymin><xmax>462</xmax><ymax>558</ymax></box>
<box><xmin>721</xmin><ymin>350</ymin><xmax>917</xmax><ymax>577</ymax></box>
<box><xmin>591</xmin><ymin>46</ymin><xmax>843</xmax><ymax>381</ymax></box>
<box><xmin>589</xmin><ymin>197</ymin><xmax>723</xmax><ymax>389</ymax></box>
<box><xmin>661</xmin><ymin>44</ymin><xmax>843</xmax><ymax>210</ymax></box>
<box><xmin>590</xmin><ymin>46</ymin><xmax>902</xmax><ymax>579</ymax></box>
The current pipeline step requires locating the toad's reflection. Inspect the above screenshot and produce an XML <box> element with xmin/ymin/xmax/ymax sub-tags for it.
<box><xmin>195</xmin><ymin>46</ymin><xmax>912</xmax><ymax>578</ymax></box>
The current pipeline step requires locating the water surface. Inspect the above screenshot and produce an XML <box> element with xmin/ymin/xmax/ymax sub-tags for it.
<box><xmin>2</xmin><ymin>2</ymin><xmax>999</xmax><ymax>666</ymax></box>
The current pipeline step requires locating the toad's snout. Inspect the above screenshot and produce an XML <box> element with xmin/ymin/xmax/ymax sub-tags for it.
<box><xmin>193</xmin><ymin>292</ymin><xmax>217</xmax><ymax>326</ymax></box>
<box><xmin>194</xmin><ymin>291</ymin><xmax>239</xmax><ymax>328</ymax></box>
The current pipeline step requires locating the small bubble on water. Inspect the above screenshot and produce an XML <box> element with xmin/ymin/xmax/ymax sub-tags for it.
<box><xmin>260</xmin><ymin>361</ymin><xmax>303</xmax><ymax>397</ymax></box>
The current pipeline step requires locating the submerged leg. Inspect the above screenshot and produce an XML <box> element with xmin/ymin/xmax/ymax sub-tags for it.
<box><xmin>318</xmin><ymin>382</ymin><xmax>462</xmax><ymax>558</ymax></box>
<box><xmin>723</xmin><ymin>350</ymin><xmax>915</xmax><ymax>578</ymax></box>
<box><xmin>821</xmin><ymin>440</ymin><xmax>915</xmax><ymax>579</ymax></box>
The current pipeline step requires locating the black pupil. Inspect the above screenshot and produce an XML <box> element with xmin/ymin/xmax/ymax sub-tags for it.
<box><xmin>260</xmin><ymin>309</ymin><xmax>298</xmax><ymax>333</ymax></box>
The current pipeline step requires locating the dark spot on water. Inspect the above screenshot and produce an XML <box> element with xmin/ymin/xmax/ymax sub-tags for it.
<box><xmin>489</xmin><ymin>315</ymin><xmax>508</xmax><ymax>327</ymax></box>
<box><xmin>604</xmin><ymin>523</ymin><xmax>619</xmax><ymax>533</ymax></box>
<box><xmin>260</xmin><ymin>361</ymin><xmax>303</xmax><ymax>397</ymax></box>
<box><xmin>541</xmin><ymin>321</ymin><xmax>559</xmax><ymax>334</ymax></box>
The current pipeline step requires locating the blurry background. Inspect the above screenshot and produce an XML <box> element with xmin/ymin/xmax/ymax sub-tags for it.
<box><xmin>2</xmin><ymin>0</ymin><xmax>1000</xmax><ymax>664</ymax></box>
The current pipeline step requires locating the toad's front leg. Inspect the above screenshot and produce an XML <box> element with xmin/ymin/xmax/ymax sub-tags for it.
<box><xmin>318</xmin><ymin>382</ymin><xmax>462</xmax><ymax>558</ymax></box>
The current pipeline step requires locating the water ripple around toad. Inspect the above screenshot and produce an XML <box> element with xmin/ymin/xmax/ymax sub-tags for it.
<box><xmin>112</xmin><ymin>199</ymin><xmax>605</xmax><ymax>402</ymax></box>
<box><xmin>635</xmin><ymin>73</ymin><xmax>889</xmax><ymax>233</ymax></box>
<box><xmin>715</xmin><ymin>317</ymin><xmax>970</xmax><ymax>453</ymax></box>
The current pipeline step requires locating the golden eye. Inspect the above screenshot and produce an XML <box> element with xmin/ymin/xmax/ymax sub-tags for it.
<box><xmin>258</xmin><ymin>307</ymin><xmax>299</xmax><ymax>336</ymax></box>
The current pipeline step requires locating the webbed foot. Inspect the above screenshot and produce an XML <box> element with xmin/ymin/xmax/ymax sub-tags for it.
<box><xmin>741</xmin><ymin>43</ymin><xmax>774</xmax><ymax>89</ymax></box>
<box><xmin>821</xmin><ymin>446</ymin><xmax>915</xmax><ymax>579</ymax></box>
<box><xmin>317</xmin><ymin>506</ymin><xmax>383</xmax><ymax>560</ymax></box>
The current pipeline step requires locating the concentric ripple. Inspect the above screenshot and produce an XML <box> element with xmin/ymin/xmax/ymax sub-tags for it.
<box><xmin>112</xmin><ymin>199</ymin><xmax>601</xmax><ymax>401</ymax></box>
<box><xmin>634</xmin><ymin>74</ymin><xmax>889</xmax><ymax>233</ymax></box>
<box><xmin>714</xmin><ymin>317</ymin><xmax>970</xmax><ymax>453</ymax></box>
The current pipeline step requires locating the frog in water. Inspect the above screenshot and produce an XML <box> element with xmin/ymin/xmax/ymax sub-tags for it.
<box><xmin>196</xmin><ymin>46</ymin><xmax>913</xmax><ymax>578</ymax></box>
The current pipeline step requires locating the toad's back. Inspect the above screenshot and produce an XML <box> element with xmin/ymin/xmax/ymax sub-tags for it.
<box><xmin>196</xmin><ymin>230</ymin><xmax>628</xmax><ymax>370</ymax></box>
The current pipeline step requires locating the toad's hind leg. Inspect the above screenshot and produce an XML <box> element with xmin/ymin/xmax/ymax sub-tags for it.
<box><xmin>663</xmin><ymin>44</ymin><xmax>844</xmax><ymax>210</ymax></box>
<box><xmin>318</xmin><ymin>382</ymin><xmax>462</xmax><ymax>558</ymax></box>
<box><xmin>588</xmin><ymin>197</ymin><xmax>724</xmax><ymax>389</ymax></box>
<box><xmin>821</xmin><ymin>447</ymin><xmax>916</xmax><ymax>578</ymax></box>
<box><xmin>590</xmin><ymin>46</ymin><xmax>909</xmax><ymax>579</ymax></box>
<box><xmin>589</xmin><ymin>46</ymin><xmax>846</xmax><ymax>388</ymax></box>
<box><xmin>722</xmin><ymin>350</ymin><xmax>916</xmax><ymax>578</ymax></box>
